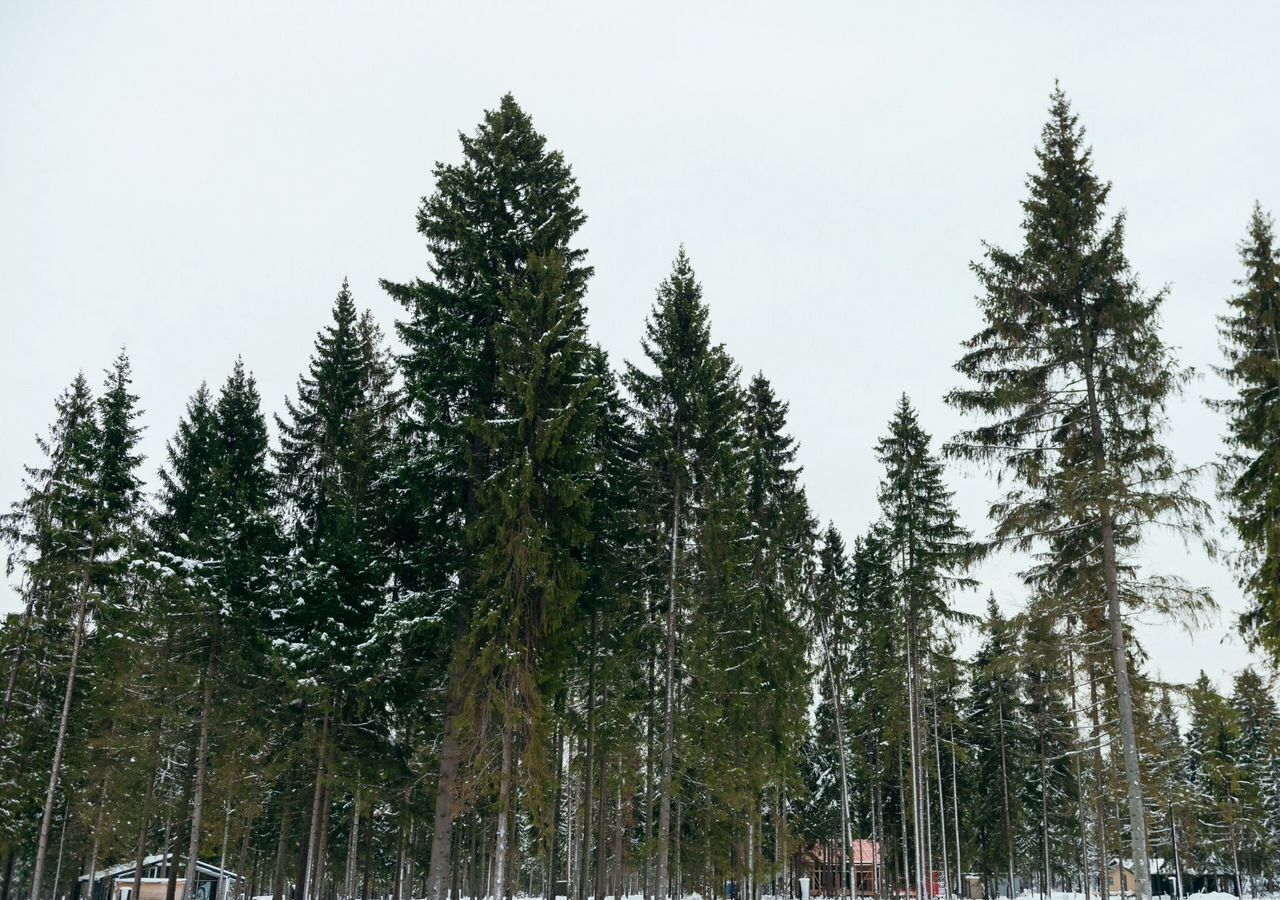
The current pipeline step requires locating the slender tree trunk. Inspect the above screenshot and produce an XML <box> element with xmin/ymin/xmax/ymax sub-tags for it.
<box><xmin>493</xmin><ymin>722</ymin><xmax>514</xmax><ymax>900</ymax></box>
<box><xmin>50</xmin><ymin>796</ymin><xmax>71</xmax><ymax>900</ymax></box>
<box><xmin>1089</xmin><ymin>667</ymin><xmax>1108</xmax><ymax>900</ymax></box>
<box><xmin>216</xmin><ymin>807</ymin><xmax>231</xmax><ymax>900</ymax></box>
<box><xmin>580</xmin><ymin>619</ymin><xmax>599</xmax><ymax>900</ymax></box>
<box><xmin>613</xmin><ymin>770</ymin><xmax>624</xmax><ymax>900</ymax></box>
<box><xmin>673</xmin><ymin>795</ymin><xmax>683</xmax><ymax>900</ymax></box>
<box><xmin>361</xmin><ymin>801</ymin><xmax>374</xmax><ymax>900</ymax></box>
<box><xmin>594</xmin><ymin>743</ymin><xmax>609</xmax><ymax>900</ymax></box>
<box><xmin>997</xmin><ymin>702</ymin><xmax>1014</xmax><ymax>900</ymax></box>
<box><xmin>906</xmin><ymin>632</ymin><xmax>925</xmax><ymax>900</ymax></box>
<box><xmin>1066</xmin><ymin>645</ymin><xmax>1091</xmax><ymax>900</ymax></box>
<box><xmin>644</xmin><ymin>648</ymin><xmax>656</xmax><ymax>900</ymax></box>
<box><xmin>236</xmin><ymin>804</ymin><xmax>256</xmax><ymax>900</ymax></box>
<box><xmin>392</xmin><ymin>816</ymin><xmax>405</xmax><ymax>900</ymax></box>
<box><xmin>29</xmin><ymin>562</ymin><xmax>94</xmax><ymax>900</ymax></box>
<box><xmin>132</xmin><ymin>767</ymin><xmax>158</xmax><ymax>900</ymax></box>
<box><xmin>1230</xmin><ymin>821</ymin><xmax>1243</xmax><ymax>899</ymax></box>
<box><xmin>169</xmin><ymin>737</ymin><xmax>200</xmax><ymax>900</ymax></box>
<box><xmin>656</xmin><ymin>469</ymin><xmax>681</xmax><ymax>900</ymax></box>
<box><xmin>1081</xmin><ymin>365</ymin><xmax>1151</xmax><ymax>900</ymax></box>
<box><xmin>932</xmin><ymin>697</ymin><xmax>950</xmax><ymax>900</ymax></box>
<box><xmin>184</xmin><ymin>661</ymin><xmax>217</xmax><ymax>900</ymax></box>
<box><xmin>899</xmin><ymin>749</ymin><xmax>912</xmax><ymax>900</ymax></box>
<box><xmin>949</xmin><ymin>726</ymin><xmax>961</xmax><ymax>900</ymax></box>
<box><xmin>346</xmin><ymin>790</ymin><xmax>361</xmax><ymax>900</ymax></box>
<box><xmin>84</xmin><ymin>777</ymin><xmax>111</xmax><ymax>900</ymax></box>
<box><xmin>426</xmin><ymin>681</ymin><xmax>465</xmax><ymax>900</ymax></box>
<box><xmin>548</xmin><ymin>721</ymin><xmax>564</xmax><ymax>900</ymax></box>
<box><xmin>818</xmin><ymin>617</ymin><xmax>853</xmax><ymax>900</ymax></box>
<box><xmin>272</xmin><ymin>802</ymin><xmax>292</xmax><ymax>900</ymax></box>
<box><xmin>301</xmin><ymin>715</ymin><xmax>330</xmax><ymax>900</ymax></box>
<box><xmin>313</xmin><ymin>773</ymin><xmax>334</xmax><ymax>900</ymax></box>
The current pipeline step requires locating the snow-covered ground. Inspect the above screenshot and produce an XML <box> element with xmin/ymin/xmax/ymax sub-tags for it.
<box><xmin>462</xmin><ymin>896</ymin><xmax>1264</xmax><ymax>900</ymax></box>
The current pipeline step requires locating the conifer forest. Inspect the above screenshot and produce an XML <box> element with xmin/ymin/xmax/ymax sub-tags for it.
<box><xmin>4</xmin><ymin>57</ymin><xmax>1280</xmax><ymax>900</ymax></box>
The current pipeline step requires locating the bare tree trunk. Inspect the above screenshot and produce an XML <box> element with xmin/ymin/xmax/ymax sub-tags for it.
<box><xmin>426</xmin><ymin>684</ymin><xmax>465</xmax><ymax>900</ymax></box>
<box><xmin>656</xmin><ymin>471</ymin><xmax>681</xmax><ymax>900</ymax></box>
<box><xmin>169</xmin><ymin>737</ymin><xmax>200</xmax><ymax>900</ymax></box>
<box><xmin>313</xmin><ymin>774</ymin><xmax>334</xmax><ymax>900</ymax></box>
<box><xmin>594</xmin><ymin>743</ymin><xmax>608</xmax><ymax>900</ymax></box>
<box><xmin>899</xmin><ymin>749</ymin><xmax>912</xmax><ymax>900</ymax></box>
<box><xmin>84</xmin><ymin>778</ymin><xmax>111</xmax><ymax>900</ymax></box>
<box><xmin>1039</xmin><ymin>726</ymin><xmax>1050</xmax><ymax>900</ymax></box>
<box><xmin>950</xmin><ymin>725</ymin><xmax>961</xmax><ymax>900</ymax></box>
<box><xmin>346</xmin><ymin>790</ymin><xmax>361</xmax><ymax>900</ymax></box>
<box><xmin>818</xmin><ymin>617</ymin><xmax>853</xmax><ymax>900</ymax></box>
<box><xmin>1067</xmin><ymin>645</ymin><xmax>1091</xmax><ymax>900</ymax></box>
<box><xmin>301</xmin><ymin>717</ymin><xmax>329</xmax><ymax>900</ymax></box>
<box><xmin>548</xmin><ymin>722</ymin><xmax>564</xmax><ymax>900</ymax></box>
<box><xmin>361</xmin><ymin>802</ymin><xmax>375</xmax><ymax>900</ymax></box>
<box><xmin>217</xmin><ymin>806</ymin><xmax>231</xmax><ymax>900</ymax></box>
<box><xmin>613</xmin><ymin>769</ymin><xmax>624</xmax><ymax>900</ymax></box>
<box><xmin>30</xmin><ymin>567</ymin><xmax>93</xmax><ymax>900</ymax></box>
<box><xmin>392</xmin><ymin>816</ymin><xmax>406</xmax><ymax>900</ymax></box>
<box><xmin>236</xmin><ymin>804</ymin><xmax>257</xmax><ymax>900</ymax></box>
<box><xmin>51</xmin><ymin>797</ymin><xmax>71</xmax><ymax>900</ymax></box>
<box><xmin>184</xmin><ymin>663</ymin><xmax>216</xmax><ymax>900</ymax></box>
<box><xmin>580</xmin><ymin>619</ymin><xmax>599</xmax><ymax>900</ymax></box>
<box><xmin>272</xmin><ymin>802</ymin><xmax>292</xmax><ymax>900</ymax></box>
<box><xmin>1082</xmin><ymin>365</ymin><xmax>1151</xmax><ymax>900</ymax></box>
<box><xmin>997</xmin><ymin>702</ymin><xmax>1014</xmax><ymax>900</ymax></box>
<box><xmin>644</xmin><ymin>651</ymin><xmax>656</xmax><ymax>900</ymax></box>
<box><xmin>492</xmin><ymin>723</ymin><xmax>514</xmax><ymax>900</ymax></box>
<box><xmin>132</xmin><ymin>767</ymin><xmax>158</xmax><ymax>900</ymax></box>
<box><xmin>1089</xmin><ymin>667</ymin><xmax>1109</xmax><ymax>900</ymax></box>
<box><xmin>932</xmin><ymin>697</ymin><xmax>950</xmax><ymax>900</ymax></box>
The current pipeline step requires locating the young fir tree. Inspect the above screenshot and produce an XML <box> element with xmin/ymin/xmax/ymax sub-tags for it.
<box><xmin>624</xmin><ymin>248</ymin><xmax>743</xmax><ymax>900</ymax></box>
<box><xmin>1213</xmin><ymin>206</ymin><xmax>1280</xmax><ymax>660</ymax></box>
<box><xmin>4</xmin><ymin>352</ymin><xmax>145</xmax><ymax>900</ymax></box>
<box><xmin>707</xmin><ymin>372</ymin><xmax>809</xmax><ymax>900</ymax></box>
<box><xmin>1228</xmin><ymin>668</ymin><xmax>1279</xmax><ymax>885</ymax></box>
<box><xmin>1185</xmin><ymin>673</ymin><xmax>1247</xmax><ymax>893</ymax></box>
<box><xmin>809</xmin><ymin>523</ymin><xmax>857</xmax><ymax>899</ymax></box>
<box><xmin>383</xmin><ymin>94</ymin><xmax>591</xmax><ymax>900</ymax></box>
<box><xmin>968</xmin><ymin>598</ymin><xmax>1028</xmax><ymax>900</ymax></box>
<box><xmin>1016</xmin><ymin>603</ymin><xmax>1080</xmax><ymax>896</ymax></box>
<box><xmin>872</xmin><ymin>395</ymin><xmax>973</xmax><ymax>900</ymax></box>
<box><xmin>275</xmin><ymin>282</ymin><xmax>397</xmax><ymax>900</ymax></box>
<box><xmin>946</xmin><ymin>88</ymin><xmax>1210</xmax><ymax>900</ymax></box>
<box><xmin>152</xmin><ymin>360</ymin><xmax>282</xmax><ymax>900</ymax></box>
<box><xmin>1</xmin><ymin>374</ymin><xmax>101</xmax><ymax>889</ymax></box>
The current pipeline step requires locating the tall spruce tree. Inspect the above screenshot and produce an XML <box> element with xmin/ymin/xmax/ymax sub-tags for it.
<box><xmin>3</xmin><ymin>352</ymin><xmax>144</xmax><ymax>900</ymax></box>
<box><xmin>383</xmin><ymin>94</ymin><xmax>590</xmax><ymax>900</ymax></box>
<box><xmin>946</xmin><ymin>88</ymin><xmax>1211</xmax><ymax>900</ymax></box>
<box><xmin>1213</xmin><ymin>205</ymin><xmax>1280</xmax><ymax>659</ymax></box>
<box><xmin>624</xmin><ymin>248</ymin><xmax>743</xmax><ymax>900</ymax></box>
<box><xmin>968</xmin><ymin>599</ymin><xmax>1028</xmax><ymax>900</ymax></box>
<box><xmin>872</xmin><ymin>396</ymin><xmax>973</xmax><ymax>900</ymax></box>
<box><xmin>464</xmin><ymin>246</ymin><xmax>601</xmax><ymax>898</ymax></box>
<box><xmin>276</xmin><ymin>282</ymin><xmax>397</xmax><ymax>900</ymax></box>
<box><xmin>1</xmin><ymin>374</ymin><xmax>101</xmax><ymax>896</ymax></box>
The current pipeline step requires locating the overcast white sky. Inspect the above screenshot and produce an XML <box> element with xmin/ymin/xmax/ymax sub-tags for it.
<box><xmin>2</xmin><ymin>2</ymin><xmax>1276</xmax><ymax>696</ymax></box>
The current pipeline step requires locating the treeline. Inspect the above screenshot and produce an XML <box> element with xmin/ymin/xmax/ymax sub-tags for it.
<box><xmin>0</xmin><ymin>86</ymin><xmax>1277</xmax><ymax>900</ymax></box>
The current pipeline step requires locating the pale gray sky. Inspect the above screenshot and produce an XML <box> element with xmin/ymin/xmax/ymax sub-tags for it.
<box><xmin>2</xmin><ymin>2</ymin><xmax>1276</xmax><ymax>695</ymax></box>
